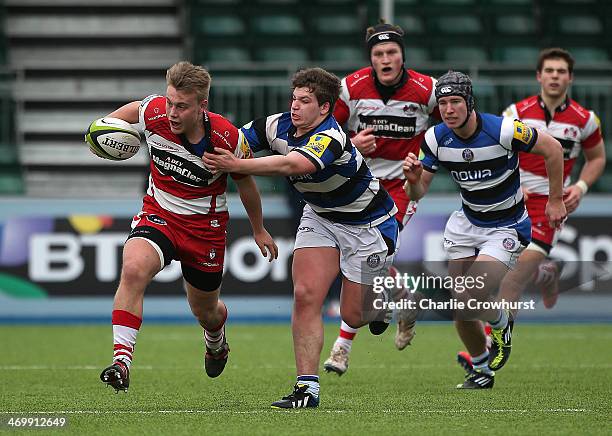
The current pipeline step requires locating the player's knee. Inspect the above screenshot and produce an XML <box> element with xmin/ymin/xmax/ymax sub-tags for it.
<box><xmin>293</xmin><ymin>282</ymin><xmax>320</xmax><ymax>311</ymax></box>
<box><xmin>188</xmin><ymin>297</ymin><xmax>218</xmax><ymax>321</ymax></box>
<box><xmin>120</xmin><ymin>260</ymin><xmax>156</xmax><ymax>288</ymax></box>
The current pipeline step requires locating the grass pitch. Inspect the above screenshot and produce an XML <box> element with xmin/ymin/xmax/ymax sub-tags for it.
<box><xmin>1</xmin><ymin>323</ymin><xmax>610</xmax><ymax>435</ymax></box>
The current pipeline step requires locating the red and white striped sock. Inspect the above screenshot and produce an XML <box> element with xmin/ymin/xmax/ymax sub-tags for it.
<box><xmin>112</xmin><ymin>309</ymin><xmax>142</xmax><ymax>369</ymax></box>
<box><xmin>334</xmin><ymin>321</ymin><xmax>357</xmax><ymax>352</ymax></box>
<box><xmin>204</xmin><ymin>304</ymin><xmax>228</xmax><ymax>351</ymax></box>
<box><xmin>484</xmin><ymin>324</ymin><xmax>492</xmax><ymax>349</ymax></box>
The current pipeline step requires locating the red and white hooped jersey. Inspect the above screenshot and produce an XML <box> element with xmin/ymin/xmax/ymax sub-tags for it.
<box><xmin>334</xmin><ymin>67</ymin><xmax>437</xmax><ymax>181</ymax></box>
<box><xmin>504</xmin><ymin>95</ymin><xmax>602</xmax><ymax>195</ymax></box>
<box><xmin>136</xmin><ymin>95</ymin><xmax>251</xmax><ymax>215</ymax></box>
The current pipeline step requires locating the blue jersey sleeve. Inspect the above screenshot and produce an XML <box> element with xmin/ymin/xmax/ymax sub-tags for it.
<box><xmin>241</xmin><ymin>117</ymin><xmax>270</xmax><ymax>153</ymax></box>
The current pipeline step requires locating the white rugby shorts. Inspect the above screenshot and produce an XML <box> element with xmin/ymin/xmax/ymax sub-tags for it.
<box><xmin>443</xmin><ymin>210</ymin><xmax>527</xmax><ymax>268</ymax></box>
<box><xmin>294</xmin><ymin>206</ymin><xmax>397</xmax><ymax>285</ymax></box>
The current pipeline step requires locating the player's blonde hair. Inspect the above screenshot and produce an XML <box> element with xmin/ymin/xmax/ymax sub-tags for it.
<box><xmin>166</xmin><ymin>61</ymin><xmax>211</xmax><ymax>102</ymax></box>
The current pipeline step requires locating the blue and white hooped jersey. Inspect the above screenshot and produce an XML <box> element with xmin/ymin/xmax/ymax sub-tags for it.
<box><xmin>421</xmin><ymin>112</ymin><xmax>538</xmax><ymax>227</ymax></box>
<box><xmin>241</xmin><ymin>112</ymin><xmax>397</xmax><ymax>227</ymax></box>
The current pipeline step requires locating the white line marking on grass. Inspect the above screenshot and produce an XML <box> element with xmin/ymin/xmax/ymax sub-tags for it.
<box><xmin>2</xmin><ymin>363</ymin><xmax>612</xmax><ymax>370</ymax></box>
<box><xmin>0</xmin><ymin>409</ymin><xmax>589</xmax><ymax>415</ymax></box>
<box><xmin>0</xmin><ymin>365</ymin><xmax>153</xmax><ymax>370</ymax></box>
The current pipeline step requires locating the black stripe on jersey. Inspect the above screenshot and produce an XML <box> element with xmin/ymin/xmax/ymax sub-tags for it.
<box><xmin>253</xmin><ymin>117</ymin><xmax>271</xmax><ymax>150</ymax></box>
<box><xmin>461</xmin><ymin>167</ymin><xmax>519</xmax><ymax>202</ymax></box>
<box><xmin>301</xmin><ymin>160</ymin><xmax>369</xmax><ymax>206</ymax></box>
<box><xmin>442</xmin><ymin>155</ymin><xmax>510</xmax><ymax>172</ymax></box>
<box><xmin>420</xmin><ymin>139</ymin><xmax>438</xmax><ymax>172</ymax></box>
<box><xmin>293</xmin><ymin>148</ymin><xmax>323</xmax><ymax>171</ymax></box>
<box><xmin>323</xmin><ymin>136</ymin><xmax>345</xmax><ymax>161</ymax></box>
<box><xmin>315</xmin><ymin>187</ymin><xmax>391</xmax><ymax>223</ymax></box>
<box><xmin>343</xmin><ymin>135</ymin><xmax>353</xmax><ymax>152</ymax></box>
<box><xmin>421</xmin><ymin>138</ymin><xmax>436</xmax><ymax>158</ymax></box>
<box><xmin>556</xmin><ymin>137</ymin><xmax>577</xmax><ymax>159</ymax></box>
<box><xmin>463</xmin><ymin>199</ymin><xmax>525</xmax><ymax>222</ymax></box>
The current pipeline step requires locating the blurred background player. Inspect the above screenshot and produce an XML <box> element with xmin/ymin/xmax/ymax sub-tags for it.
<box><xmin>457</xmin><ymin>47</ymin><xmax>605</xmax><ymax>373</ymax></box>
<box><xmin>203</xmin><ymin>67</ymin><xmax>398</xmax><ymax>408</ymax></box>
<box><xmin>502</xmin><ymin>48</ymin><xmax>606</xmax><ymax>308</ymax></box>
<box><xmin>324</xmin><ymin>20</ymin><xmax>439</xmax><ymax>376</ymax></box>
<box><xmin>98</xmin><ymin>61</ymin><xmax>278</xmax><ymax>392</ymax></box>
<box><xmin>403</xmin><ymin>71</ymin><xmax>566</xmax><ymax>389</ymax></box>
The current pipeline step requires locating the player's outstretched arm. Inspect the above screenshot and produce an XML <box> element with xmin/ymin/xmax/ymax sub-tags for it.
<box><xmin>402</xmin><ymin>152</ymin><xmax>433</xmax><ymax>201</ymax></box>
<box><xmin>106</xmin><ymin>101</ymin><xmax>141</xmax><ymax>124</ymax></box>
<box><xmin>233</xmin><ymin>175</ymin><xmax>278</xmax><ymax>262</ymax></box>
<box><xmin>530</xmin><ymin>130</ymin><xmax>566</xmax><ymax>227</ymax></box>
<box><xmin>203</xmin><ymin>147</ymin><xmax>316</xmax><ymax>177</ymax></box>
<box><xmin>564</xmin><ymin>140</ymin><xmax>606</xmax><ymax>214</ymax></box>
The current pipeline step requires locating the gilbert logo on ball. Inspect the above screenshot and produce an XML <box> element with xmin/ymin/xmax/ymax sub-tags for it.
<box><xmin>85</xmin><ymin>117</ymin><xmax>141</xmax><ymax>161</ymax></box>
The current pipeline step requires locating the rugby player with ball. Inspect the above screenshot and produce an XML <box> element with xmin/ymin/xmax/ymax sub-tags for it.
<box><xmin>89</xmin><ymin>61</ymin><xmax>278</xmax><ymax>393</ymax></box>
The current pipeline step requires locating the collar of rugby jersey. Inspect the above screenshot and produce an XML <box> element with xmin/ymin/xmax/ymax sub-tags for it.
<box><xmin>538</xmin><ymin>95</ymin><xmax>570</xmax><ymax>126</ymax></box>
<box><xmin>373</xmin><ymin>67</ymin><xmax>408</xmax><ymax>105</ymax></box>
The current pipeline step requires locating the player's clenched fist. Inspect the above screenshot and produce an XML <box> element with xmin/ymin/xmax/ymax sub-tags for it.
<box><xmin>402</xmin><ymin>152</ymin><xmax>422</xmax><ymax>185</ymax></box>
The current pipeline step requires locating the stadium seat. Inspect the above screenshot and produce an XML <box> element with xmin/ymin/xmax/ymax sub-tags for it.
<box><xmin>472</xmin><ymin>78</ymin><xmax>496</xmax><ymax>98</ymax></box>
<box><xmin>191</xmin><ymin>0</ymin><xmax>241</xmax><ymax>3</ymax></box>
<box><xmin>311</xmin><ymin>15</ymin><xmax>359</xmax><ymax>34</ymax></box>
<box><xmin>318</xmin><ymin>46</ymin><xmax>363</xmax><ymax>63</ymax></box>
<box><xmin>492</xmin><ymin>46</ymin><xmax>539</xmax><ymax>64</ymax></box>
<box><xmin>251</xmin><ymin>15</ymin><xmax>303</xmax><ymax>34</ymax></box>
<box><xmin>495</xmin><ymin>15</ymin><xmax>535</xmax><ymax>35</ymax></box>
<box><xmin>405</xmin><ymin>46</ymin><xmax>430</xmax><ymax>63</ymax></box>
<box><xmin>195</xmin><ymin>16</ymin><xmax>245</xmax><ymax>35</ymax></box>
<box><xmin>257</xmin><ymin>0</ymin><xmax>299</xmax><ymax>3</ymax></box>
<box><xmin>255</xmin><ymin>47</ymin><xmax>308</xmax><ymax>62</ymax></box>
<box><xmin>441</xmin><ymin>46</ymin><xmax>488</xmax><ymax>63</ymax></box>
<box><xmin>567</xmin><ymin>47</ymin><xmax>609</xmax><ymax>63</ymax></box>
<box><xmin>429</xmin><ymin>16</ymin><xmax>482</xmax><ymax>34</ymax></box>
<box><xmin>429</xmin><ymin>0</ymin><xmax>476</xmax><ymax>4</ymax></box>
<box><xmin>201</xmin><ymin>47</ymin><xmax>252</xmax><ymax>63</ymax></box>
<box><xmin>396</xmin><ymin>15</ymin><xmax>425</xmax><ymax>35</ymax></box>
<box><xmin>557</xmin><ymin>16</ymin><xmax>602</xmax><ymax>34</ymax></box>
<box><xmin>0</xmin><ymin>172</ymin><xmax>24</xmax><ymax>194</ymax></box>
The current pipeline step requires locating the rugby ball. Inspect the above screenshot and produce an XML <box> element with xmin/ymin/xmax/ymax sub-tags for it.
<box><xmin>85</xmin><ymin>117</ymin><xmax>141</xmax><ymax>161</ymax></box>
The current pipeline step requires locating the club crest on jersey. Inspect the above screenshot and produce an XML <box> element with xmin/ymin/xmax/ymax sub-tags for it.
<box><xmin>563</xmin><ymin>127</ymin><xmax>578</xmax><ymax>139</ymax></box>
<box><xmin>146</xmin><ymin>214</ymin><xmax>167</xmax><ymax>225</ymax></box>
<box><xmin>366</xmin><ymin>254</ymin><xmax>381</xmax><ymax>268</ymax></box>
<box><xmin>304</xmin><ymin>135</ymin><xmax>332</xmax><ymax>158</ymax></box>
<box><xmin>403</xmin><ymin>104</ymin><xmax>418</xmax><ymax>115</ymax></box>
<box><xmin>209</xmin><ymin>248</ymin><xmax>216</xmax><ymax>260</ymax></box>
<box><xmin>503</xmin><ymin>238</ymin><xmax>516</xmax><ymax>250</ymax></box>
<box><xmin>462</xmin><ymin>149</ymin><xmax>474</xmax><ymax>162</ymax></box>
